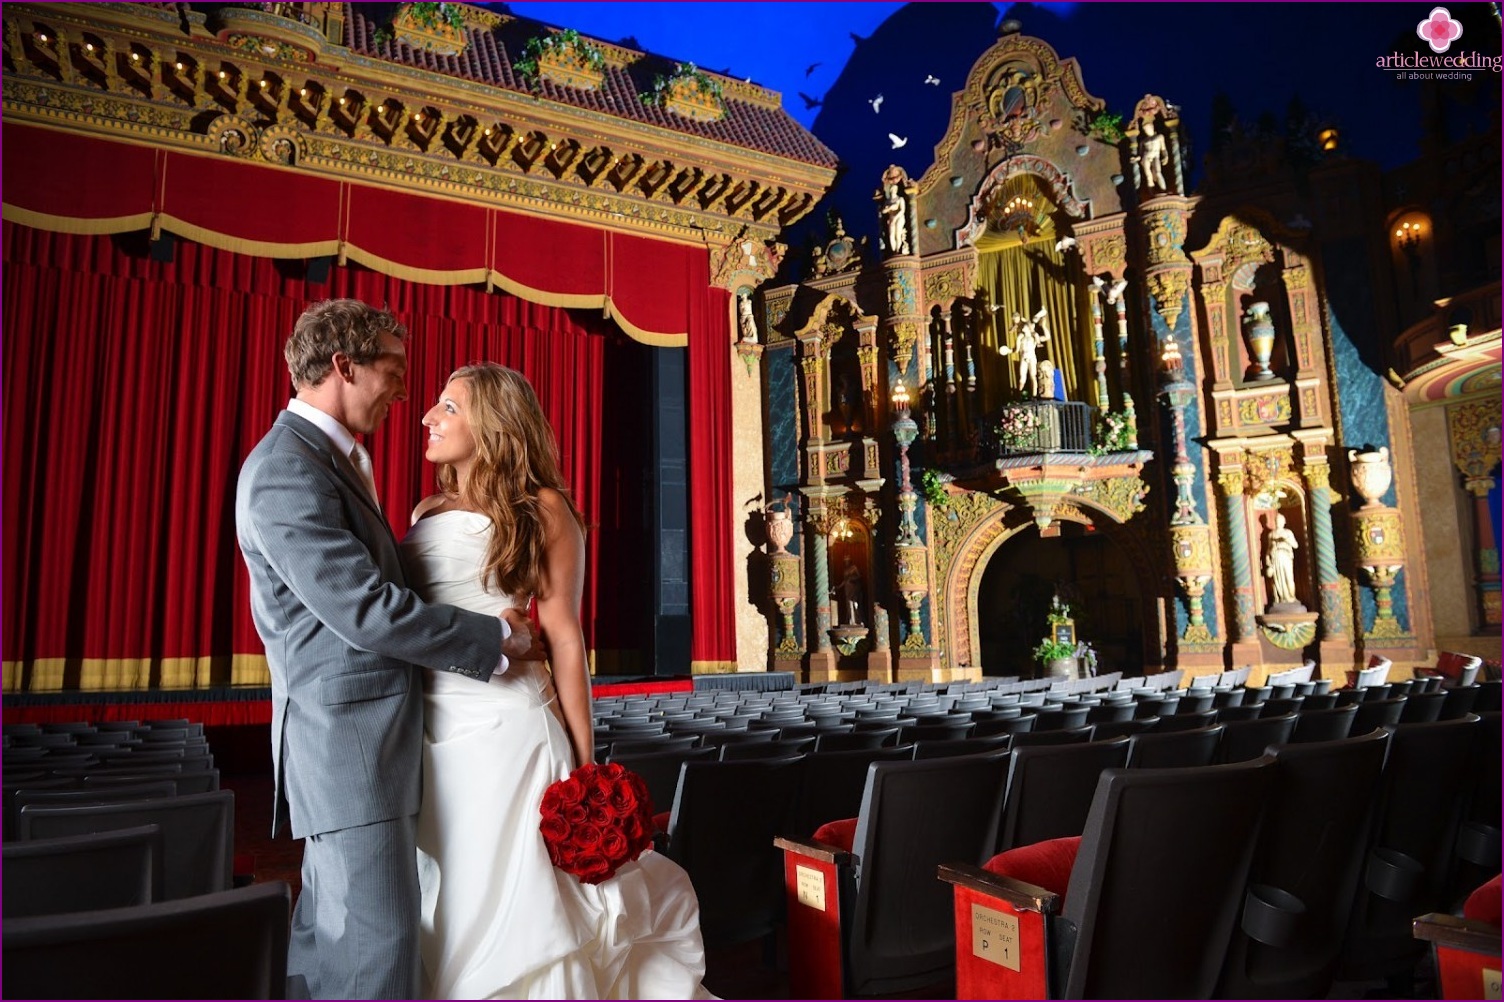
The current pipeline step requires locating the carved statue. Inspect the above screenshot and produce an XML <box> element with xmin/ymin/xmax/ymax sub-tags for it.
<box><xmin>1136</xmin><ymin>117</ymin><xmax>1169</xmax><ymax>191</ymax></box>
<box><xmin>878</xmin><ymin>181</ymin><xmax>910</xmax><ymax>256</ymax></box>
<box><xmin>736</xmin><ymin>293</ymin><xmax>757</xmax><ymax>344</ymax></box>
<box><xmin>1000</xmin><ymin>308</ymin><xmax>1047</xmax><ymax>397</ymax></box>
<box><xmin>838</xmin><ymin>558</ymin><xmax>866</xmax><ymax>626</ymax></box>
<box><xmin>1263</xmin><ymin>513</ymin><xmax>1301</xmax><ymax>608</ymax></box>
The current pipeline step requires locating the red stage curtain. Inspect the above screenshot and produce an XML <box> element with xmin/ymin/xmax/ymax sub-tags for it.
<box><xmin>687</xmin><ymin>285</ymin><xmax>736</xmax><ymax>670</ymax></box>
<box><xmin>2</xmin><ymin>223</ymin><xmax>652</xmax><ymax>690</ymax></box>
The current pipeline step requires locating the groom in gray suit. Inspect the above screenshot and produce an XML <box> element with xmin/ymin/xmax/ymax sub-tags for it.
<box><xmin>236</xmin><ymin>299</ymin><xmax>536</xmax><ymax>1000</ymax></box>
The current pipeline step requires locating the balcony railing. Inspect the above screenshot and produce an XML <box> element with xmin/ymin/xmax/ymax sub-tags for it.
<box><xmin>977</xmin><ymin>400</ymin><xmax>1095</xmax><ymax>459</ymax></box>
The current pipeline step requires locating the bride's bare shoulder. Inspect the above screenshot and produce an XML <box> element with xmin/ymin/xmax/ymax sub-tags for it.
<box><xmin>410</xmin><ymin>493</ymin><xmax>452</xmax><ymax>526</ymax></box>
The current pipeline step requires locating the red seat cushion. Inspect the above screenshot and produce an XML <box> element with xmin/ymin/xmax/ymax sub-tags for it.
<box><xmin>812</xmin><ymin>817</ymin><xmax>858</xmax><ymax>853</ymax></box>
<box><xmin>982</xmin><ymin>836</ymin><xmax>1082</xmax><ymax>903</ymax></box>
<box><xmin>1463</xmin><ymin>873</ymin><xmax>1502</xmax><ymax>926</ymax></box>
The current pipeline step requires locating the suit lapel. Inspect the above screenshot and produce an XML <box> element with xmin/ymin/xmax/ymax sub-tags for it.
<box><xmin>276</xmin><ymin>411</ymin><xmax>397</xmax><ymax>544</ymax></box>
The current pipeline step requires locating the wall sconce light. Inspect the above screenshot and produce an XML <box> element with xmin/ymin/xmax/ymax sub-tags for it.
<box><xmin>1317</xmin><ymin>127</ymin><xmax>1339</xmax><ymax>152</ymax></box>
<box><xmin>1394</xmin><ymin>219</ymin><xmax>1423</xmax><ymax>253</ymax></box>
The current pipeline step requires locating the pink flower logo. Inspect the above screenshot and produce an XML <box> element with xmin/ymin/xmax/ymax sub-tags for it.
<box><xmin>1416</xmin><ymin>7</ymin><xmax>1464</xmax><ymax>53</ymax></box>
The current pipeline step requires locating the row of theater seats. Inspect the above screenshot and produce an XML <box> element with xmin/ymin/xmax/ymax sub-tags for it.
<box><xmin>1</xmin><ymin>719</ymin><xmax>293</xmax><ymax>1000</ymax></box>
<box><xmin>767</xmin><ymin>679</ymin><xmax>1500</xmax><ymax>998</ymax></box>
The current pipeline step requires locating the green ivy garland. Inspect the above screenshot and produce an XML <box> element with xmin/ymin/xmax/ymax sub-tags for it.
<box><xmin>919</xmin><ymin>469</ymin><xmax>949</xmax><ymax>509</ymax></box>
<box><xmin>514</xmin><ymin>28</ymin><xmax>606</xmax><ymax>81</ymax></box>
<box><xmin>643</xmin><ymin>62</ymin><xmax>724</xmax><ymax>108</ymax></box>
<box><xmin>1088</xmin><ymin>111</ymin><xmax>1125</xmax><ymax>144</ymax></box>
<box><xmin>373</xmin><ymin>2</ymin><xmax>466</xmax><ymax>46</ymax></box>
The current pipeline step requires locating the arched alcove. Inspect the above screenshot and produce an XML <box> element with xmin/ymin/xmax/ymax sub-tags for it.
<box><xmin>976</xmin><ymin>521</ymin><xmax>1146</xmax><ymax>677</ymax></box>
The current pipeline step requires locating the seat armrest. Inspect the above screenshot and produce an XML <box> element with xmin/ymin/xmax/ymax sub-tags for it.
<box><xmin>1413</xmin><ymin>912</ymin><xmax>1502</xmax><ymax>954</ymax></box>
<box><xmin>1413</xmin><ymin>913</ymin><xmax>1503</xmax><ymax>1001</ymax></box>
<box><xmin>939</xmin><ymin>862</ymin><xmax>1060</xmax><ymax>914</ymax></box>
<box><xmin>941</xmin><ymin>862</ymin><xmax>1061</xmax><ymax>1000</ymax></box>
<box><xmin>774</xmin><ymin>835</ymin><xmax>853</xmax><ymax>865</ymax></box>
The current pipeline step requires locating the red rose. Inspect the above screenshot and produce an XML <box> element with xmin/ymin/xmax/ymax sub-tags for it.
<box><xmin>574</xmin><ymin>821</ymin><xmax>603</xmax><ymax>850</ymax></box>
<box><xmin>599</xmin><ymin>826</ymin><xmax>629</xmax><ymax>861</ymax></box>
<box><xmin>564</xmin><ymin>802</ymin><xmax>589</xmax><ymax>826</ymax></box>
<box><xmin>556</xmin><ymin>776</ymin><xmax>587</xmax><ymax>807</ymax></box>
<box><xmin>540</xmin><ymin>812</ymin><xmax>570</xmax><ymax>843</ymax></box>
<box><xmin>575</xmin><ymin>852</ymin><xmax>613</xmax><ymax>884</ymax></box>
<box><xmin>607</xmin><ymin>779</ymin><xmax>642</xmax><ymax>815</ymax></box>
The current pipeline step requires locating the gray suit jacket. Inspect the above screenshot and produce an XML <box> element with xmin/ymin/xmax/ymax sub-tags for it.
<box><xmin>236</xmin><ymin>410</ymin><xmax>500</xmax><ymax>838</ymax></box>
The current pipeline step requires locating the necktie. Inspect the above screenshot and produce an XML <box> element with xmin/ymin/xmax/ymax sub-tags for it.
<box><xmin>350</xmin><ymin>442</ymin><xmax>381</xmax><ymax>510</ymax></box>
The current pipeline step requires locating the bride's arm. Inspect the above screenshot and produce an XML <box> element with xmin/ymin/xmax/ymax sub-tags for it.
<box><xmin>536</xmin><ymin>488</ymin><xmax>593</xmax><ymax>769</ymax></box>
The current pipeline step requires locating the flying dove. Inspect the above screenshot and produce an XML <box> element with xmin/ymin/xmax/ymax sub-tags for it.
<box><xmin>888</xmin><ymin>133</ymin><xmax>907</xmax><ymax>149</ymax></box>
<box><xmin>869</xmin><ymin>93</ymin><xmax>884</xmax><ymax>113</ymax></box>
<box><xmin>924</xmin><ymin>74</ymin><xmax>940</xmax><ymax>85</ymax></box>
<box><xmin>1054</xmin><ymin>236</ymin><xmax>1078</xmax><ymax>253</ymax></box>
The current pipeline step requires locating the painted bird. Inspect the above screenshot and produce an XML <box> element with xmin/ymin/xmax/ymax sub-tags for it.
<box><xmin>869</xmin><ymin>93</ymin><xmax>884</xmax><ymax>113</ymax></box>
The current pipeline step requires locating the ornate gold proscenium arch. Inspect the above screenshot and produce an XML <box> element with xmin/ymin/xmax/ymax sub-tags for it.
<box><xmin>931</xmin><ymin>482</ymin><xmax>1159</xmax><ymax>675</ymax></box>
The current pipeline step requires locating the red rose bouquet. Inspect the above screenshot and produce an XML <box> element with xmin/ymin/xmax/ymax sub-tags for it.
<box><xmin>539</xmin><ymin>762</ymin><xmax>655</xmax><ymax>884</ymax></box>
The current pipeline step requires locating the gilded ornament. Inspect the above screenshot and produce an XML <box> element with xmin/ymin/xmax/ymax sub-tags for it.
<box><xmin>1237</xmin><ymin>393</ymin><xmax>1292</xmax><ymax>426</ymax></box>
<box><xmin>1083</xmin><ymin>233</ymin><xmax>1127</xmax><ymax>276</ymax></box>
<box><xmin>923</xmin><ymin>268</ymin><xmax>964</xmax><ymax>304</ymax></box>
<box><xmin>888</xmin><ymin>321</ymin><xmax>920</xmax><ymax>373</ymax></box>
<box><xmin>1244</xmin><ymin>447</ymin><xmax>1294</xmax><ymax>497</ymax></box>
<box><xmin>1448</xmin><ymin>399</ymin><xmax>1504</xmax><ymax>481</ymax></box>
<box><xmin>1217</xmin><ymin>468</ymin><xmax>1246</xmax><ymax>497</ymax></box>
<box><xmin>1142</xmin><ymin>210</ymin><xmax>1186</xmax><ymax>268</ymax></box>
<box><xmin>1170</xmin><ymin>523</ymin><xmax>1215</xmax><ymax>576</ymax></box>
<box><xmin>1257</xmin><ymin>617</ymin><xmax>1317</xmax><ymax>649</ymax></box>
<box><xmin>1352</xmin><ymin>508</ymin><xmax>1405</xmax><ymax>564</ymax></box>
<box><xmin>1219</xmin><ymin>220</ymin><xmax>1273</xmax><ymax>271</ymax></box>
<box><xmin>1144</xmin><ymin>270</ymin><xmax>1191</xmax><ymax>331</ymax></box>
<box><xmin>930</xmin><ymin>491</ymin><xmax>1007</xmax><ymax>562</ymax></box>
<box><xmin>1076</xmin><ymin>475</ymin><xmax>1150</xmax><ymax>523</ymax></box>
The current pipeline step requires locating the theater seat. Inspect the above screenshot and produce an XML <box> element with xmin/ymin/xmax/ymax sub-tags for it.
<box><xmin>777</xmin><ymin>751</ymin><xmax>1009</xmax><ymax>998</ymax></box>
<box><xmin>1413</xmin><ymin>873</ymin><xmax>1502</xmax><ymax>1001</ymax></box>
<box><xmin>941</xmin><ymin>757</ymin><xmax>1274</xmax><ymax>999</ymax></box>
<box><xmin>3</xmin><ymin>881</ymin><xmax>291</xmax><ymax>999</ymax></box>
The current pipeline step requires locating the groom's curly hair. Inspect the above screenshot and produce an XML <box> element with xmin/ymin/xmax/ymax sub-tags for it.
<box><xmin>285</xmin><ymin>299</ymin><xmax>407</xmax><ymax>389</ymax></box>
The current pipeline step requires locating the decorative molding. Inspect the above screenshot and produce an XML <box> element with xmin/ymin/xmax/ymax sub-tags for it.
<box><xmin>0</xmin><ymin>4</ymin><xmax>833</xmax><ymax>247</ymax></box>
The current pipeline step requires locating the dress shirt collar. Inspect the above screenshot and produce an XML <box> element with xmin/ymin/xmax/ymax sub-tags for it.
<box><xmin>287</xmin><ymin>398</ymin><xmax>359</xmax><ymax>459</ymax></box>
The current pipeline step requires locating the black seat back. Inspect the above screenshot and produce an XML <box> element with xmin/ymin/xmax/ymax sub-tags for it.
<box><xmin>1217</xmin><ymin>729</ymin><xmax>1389</xmax><ymax>998</ymax></box>
<box><xmin>1126</xmin><ymin>724</ymin><xmax>1222</xmax><ymax>769</ymax></box>
<box><xmin>1060</xmin><ymin>758</ymin><xmax>1275</xmax><ymax>999</ymax></box>
<box><xmin>845</xmin><ymin>751</ymin><xmax>1011</xmax><ymax>996</ymax></box>
<box><xmin>663</xmin><ymin>756</ymin><xmax>806</xmax><ymax>947</ymax></box>
<box><xmin>997</xmin><ymin>736</ymin><xmax>1131</xmax><ymax>852</ymax></box>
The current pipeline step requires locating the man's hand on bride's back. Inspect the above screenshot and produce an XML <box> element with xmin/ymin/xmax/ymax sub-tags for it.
<box><xmin>500</xmin><ymin>607</ymin><xmax>548</xmax><ymax>662</ymax></box>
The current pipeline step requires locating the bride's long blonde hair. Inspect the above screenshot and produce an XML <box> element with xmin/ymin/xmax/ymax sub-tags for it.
<box><xmin>436</xmin><ymin>363</ymin><xmax>586</xmax><ymax>597</ymax></box>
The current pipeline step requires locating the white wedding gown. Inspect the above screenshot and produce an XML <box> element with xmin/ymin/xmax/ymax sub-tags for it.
<box><xmin>403</xmin><ymin>511</ymin><xmax>715</xmax><ymax>1000</ymax></box>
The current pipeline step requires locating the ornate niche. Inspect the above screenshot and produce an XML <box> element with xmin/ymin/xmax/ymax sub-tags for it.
<box><xmin>794</xmin><ymin>296</ymin><xmax>884</xmax><ymax>485</ymax></box>
<box><xmin>1193</xmin><ymin>214</ymin><xmax>1313</xmax><ymax>437</ymax></box>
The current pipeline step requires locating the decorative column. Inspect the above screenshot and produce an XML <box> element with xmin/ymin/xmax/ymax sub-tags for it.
<box><xmin>764</xmin><ymin>502</ymin><xmax>803</xmax><ymax>665</ymax></box>
<box><xmin>1216</xmin><ymin>464</ymin><xmax>1256</xmax><ymax>641</ymax></box>
<box><xmin>1449</xmin><ymin>401</ymin><xmax>1503</xmax><ymax>629</ymax></box>
<box><xmin>1302</xmin><ymin>456</ymin><xmax>1349</xmax><ymax>639</ymax></box>
<box><xmin>890</xmin><ymin>383</ymin><xmax>928</xmax><ymax>646</ymax></box>
<box><xmin>1160</xmin><ymin>335</ymin><xmax>1213</xmax><ymax>644</ymax></box>
<box><xmin>1088</xmin><ymin>277</ymin><xmax>1110</xmax><ymax>414</ymax></box>
<box><xmin>1108</xmin><ymin>278</ymin><xmax>1138</xmax><ymax>447</ymax></box>
<box><xmin>1348</xmin><ymin>447</ymin><xmax>1408</xmax><ymax>639</ymax></box>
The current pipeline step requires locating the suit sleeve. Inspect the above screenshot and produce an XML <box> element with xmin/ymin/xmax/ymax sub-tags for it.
<box><xmin>242</xmin><ymin>444</ymin><xmax>501</xmax><ymax>679</ymax></box>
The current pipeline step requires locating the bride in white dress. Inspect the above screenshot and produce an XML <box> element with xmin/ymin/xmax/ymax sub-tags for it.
<box><xmin>402</xmin><ymin>363</ymin><xmax>714</xmax><ymax>1000</ymax></box>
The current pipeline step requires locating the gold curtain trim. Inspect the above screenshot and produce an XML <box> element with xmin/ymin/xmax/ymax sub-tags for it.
<box><xmin>689</xmin><ymin>660</ymin><xmax>741</xmax><ymax>674</ymax></box>
<box><xmin>158</xmin><ymin>214</ymin><xmax>341</xmax><ymax>261</ymax></box>
<box><xmin>485</xmin><ymin>268</ymin><xmax>689</xmax><ymax>347</ymax></box>
<box><xmin>6</xmin><ymin>203</ymin><xmax>693</xmax><ymax>347</ymax></box>
<box><xmin>2</xmin><ymin>204</ymin><xmax>154</xmax><ymax>235</ymax></box>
